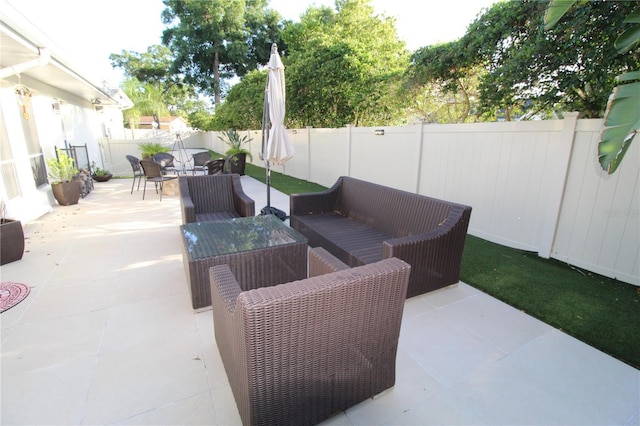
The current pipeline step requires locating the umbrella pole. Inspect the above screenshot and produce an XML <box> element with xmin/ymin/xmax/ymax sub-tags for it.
<box><xmin>261</xmin><ymin>75</ymin><xmax>271</xmax><ymax>208</ymax></box>
<box><xmin>266</xmin><ymin>164</ymin><xmax>271</xmax><ymax>208</ymax></box>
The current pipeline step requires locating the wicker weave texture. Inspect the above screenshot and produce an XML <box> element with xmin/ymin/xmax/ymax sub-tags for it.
<box><xmin>210</xmin><ymin>257</ymin><xmax>411</xmax><ymax>426</ymax></box>
<box><xmin>179</xmin><ymin>174</ymin><xmax>255</xmax><ymax>224</ymax></box>
<box><xmin>290</xmin><ymin>176</ymin><xmax>472</xmax><ymax>297</ymax></box>
<box><xmin>182</xmin><ymin>239</ymin><xmax>307</xmax><ymax>310</ymax></box>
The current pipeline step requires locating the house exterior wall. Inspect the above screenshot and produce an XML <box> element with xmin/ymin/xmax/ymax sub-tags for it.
<box><xmin>0</xmin><ymin>74</ymin><xmax>125</xmax><ymax>223</ymax></box>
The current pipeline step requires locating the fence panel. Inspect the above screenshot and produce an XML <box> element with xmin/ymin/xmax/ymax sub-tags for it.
<box><xmin>103</xmin><ymin>117</ymin><xmax>639</xmax><ymax>285</ymax></box>
<box><xmin>552</xmin><ymin>120</ymin><xmax>639</xmax><ymax>284</ymax></box>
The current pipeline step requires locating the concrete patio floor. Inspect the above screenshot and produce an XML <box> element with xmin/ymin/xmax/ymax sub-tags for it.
<box><xmin>1</xmin><ymin>177</ymin><xmax>638</xmax><ymax>425</ymax></box>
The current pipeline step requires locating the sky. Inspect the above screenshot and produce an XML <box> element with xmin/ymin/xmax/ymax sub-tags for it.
<box><xmin>6</xmin><ymin>0</ymin><xmax>497</xmax><ymax>85</ymax></box>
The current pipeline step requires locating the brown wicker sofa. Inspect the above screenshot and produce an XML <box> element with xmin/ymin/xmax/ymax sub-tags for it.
<box><xmin>290</xmin><ymin>176</ymin><xmax>472</xmax><ymax>298</ymax></box>
<box><xmin>210</xmin><ymin>247</ymin><xmax>411</xmax><ymax>426</ymax></box>
<box><xmin>179</xmin><ymin>174</ymin><xmax>254</xmax><ymax>224</ymax></box>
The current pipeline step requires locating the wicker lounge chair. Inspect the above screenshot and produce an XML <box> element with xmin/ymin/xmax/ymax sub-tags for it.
<box><xmin>178</xmin><ymin>174</ymin><xmax>254</xmax><ymax>223</ymax></box>
<box><xmin>210</xmin><ymin>247</ymin><xmax>411</xmax><ymax>426</ymax></box>
<box><xmin>290</xmin><ymin>176</ymin><xmax>472</xmax><ymax>297</ymax></box>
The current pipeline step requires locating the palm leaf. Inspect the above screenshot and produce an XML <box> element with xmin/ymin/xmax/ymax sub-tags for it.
<box><xmin>599</xmin><ymin>72</ymin><xmax>640</xmax><ymax>174</ymax></box>
<box><xmin>614</xmin><ymin>8</ymin><xmax>640</xmax><ymax>53</ymax></box>
<box><xmin>544</xmin><ymin>0</ymin><xmax>578</xmax><ymax>30</ymax></box>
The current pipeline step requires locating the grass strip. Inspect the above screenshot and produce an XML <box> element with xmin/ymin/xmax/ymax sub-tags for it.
<box><xmin>461</xmin><ymin>235</ymin><xmax>639</xmax><ymax>369</ymax></box>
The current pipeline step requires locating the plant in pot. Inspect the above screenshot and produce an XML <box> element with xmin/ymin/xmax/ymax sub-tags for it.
<box><xmin>0</xmin><ymin>201</ymin><xmax>25</xmax><ymax>265</ymax></box>
<box><xmin>219</xmin><ymin>129</ymin><xmax>253</xmax><ymax>175</ymax></box>
<box><xmin>91</xmin><ymin>161</ymin><xmax>113</xmax><ymax>182</ymax></box>
<box><xmin>46</xmin><ymin>150</ymin><xmax>81</xmax><ymax>206</ymax></box>
<box><xmin>138</xmin><ymin>142</ymin><xmax>170</xmax><ymax>160</ymax></box>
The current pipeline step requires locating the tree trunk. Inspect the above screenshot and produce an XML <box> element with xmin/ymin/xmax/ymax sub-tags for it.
<box><xmin>214</xmin><ymin>50</ymin><xmax>220</xmax><ymax>109</ymax></box>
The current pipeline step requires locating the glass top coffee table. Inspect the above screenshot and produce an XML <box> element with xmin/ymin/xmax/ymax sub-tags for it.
<box><xmin>180</xmin><ymin>215</ymin><xmax>308</xmax><ymax>310</ymax></box>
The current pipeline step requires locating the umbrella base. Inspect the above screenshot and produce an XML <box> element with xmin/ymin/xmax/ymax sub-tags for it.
<box><xmin>260</xmin><ymin>206</ymin><xmax>288</xmax><ymax>221</ymax></box>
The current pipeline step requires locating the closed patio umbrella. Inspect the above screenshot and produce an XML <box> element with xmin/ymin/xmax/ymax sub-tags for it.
<box><xmin>261</xmin><ymin>43</ymin><xmax>294</xmax><ymax>217</ymax></box>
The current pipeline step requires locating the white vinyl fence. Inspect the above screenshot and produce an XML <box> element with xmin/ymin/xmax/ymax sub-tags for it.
<box><xmin>103</xmin><ymin>113</ymin><xmax>639</xmax><ymax>285</ymax></box>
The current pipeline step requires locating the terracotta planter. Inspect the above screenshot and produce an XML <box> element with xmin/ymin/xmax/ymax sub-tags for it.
<box><xmin>0</xmin><ymin>218</ymin><xmax>25</xmax><ymax>265</ymax></box>
<box><xmin>52</xmin><ymin>181</ymin><xmax>81</xmax><ymax>206</ymax></box>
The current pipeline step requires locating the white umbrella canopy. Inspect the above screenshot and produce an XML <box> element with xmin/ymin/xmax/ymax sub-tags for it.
<box><xmin>264</xmin><ymin>43</ymin><xmax>294</xmax><ymax>166</ymax></box>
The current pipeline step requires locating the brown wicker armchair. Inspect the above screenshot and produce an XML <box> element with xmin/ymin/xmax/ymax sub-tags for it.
<box><xmin>210</xmin><ymin>248</ymin><xmax>411</xmax><ymax>426</ymax></box>
<box><xmin>179</xmin><ymin>174</ymin><xmax>254</xmax><ymax>224</ymax></box>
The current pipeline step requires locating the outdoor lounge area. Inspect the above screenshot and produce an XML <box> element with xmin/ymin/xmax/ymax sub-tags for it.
<box><xmin>1</xmin><ymin>177</ymin><xmax>638</xmax><ymax>425</ymax></box>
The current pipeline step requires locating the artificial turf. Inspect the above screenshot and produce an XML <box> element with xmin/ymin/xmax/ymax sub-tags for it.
<box><xmin>460</xmin><ymin>235</ymin><xmax>640</xmax><ymax>369</ymax></box>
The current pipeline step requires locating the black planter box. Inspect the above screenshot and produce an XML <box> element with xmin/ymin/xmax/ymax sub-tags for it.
<box><xmin>0</xmin><ymin>218</ymin><xmax>25</xmax><ymax>265</ymax></box>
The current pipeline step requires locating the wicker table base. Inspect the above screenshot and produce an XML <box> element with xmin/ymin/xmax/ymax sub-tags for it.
<box><xmin>181</xmin><ymin>215</ymin><xmax>308</xmax><ymax>310</ymax></box>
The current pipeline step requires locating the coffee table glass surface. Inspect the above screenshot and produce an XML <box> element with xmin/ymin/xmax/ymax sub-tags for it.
<box><xmin>180</xmin><ymin>215</ymin><xmax>308</xmax><ymax>309</ymax></box>
<box><xmin>181</xmin><ymin>215</ymin><xmax>306</xmax><ymax>260</ymax></box>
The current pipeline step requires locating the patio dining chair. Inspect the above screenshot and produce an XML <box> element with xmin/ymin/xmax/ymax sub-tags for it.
<box><xmin>189</xmin><ymin>151</ymin><xmax>212</xmax><ymax>175</ymax></box>
<box><xmin>152</xmin><ymin>152</ymin><xmax>179</xmax><ymax>175</ymax></box>
<box><xmin>204</xmin><ymin>158</ymin><xmax>225</xmax><ymax>175</ymax></box>
<box><xmin>125</xmin><ymin>155</ymin><xmax>143</xmax><ymax>194</ymax></box>
<box><xmin>140</xmin><ymin>159</ymin><xmax>178</xmax><ymax>201</ymax></box>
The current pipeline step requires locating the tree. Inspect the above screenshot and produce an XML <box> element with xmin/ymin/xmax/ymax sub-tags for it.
<box><xmin>281</xmin><ymin>0</ymin><xmax>410</xmax><ymax>127</ymax></box>
<box><xmin>211</xmin><ymin>69</ymin><xmax>267</xmax><ymax>130</ymax></box>
<box><xmin>110</xmin><ymin>45</ymin><xmax>210</xmax><ymax>122</ymax></box>
<box><xmin>546</xmin><ymin>0</ymin><xmax>639</xmax><ymax>174</ymax></box>
<box><xmin>406</xmin><ymin>43</ymin><xmax>484</xmax><ymax>123</ymax></box>
<box><xmin>410</xmin><ymin>0</ymin><xmax>639</xmax><ymax>121</ymax></box>
<box><xmin>110</xmin><ymin>45</ymin><xmax>174</xmax><ymax>85</ymax></box>
<box><xmin>120</xmin><ymin>78</ymin><xmax>170</xmax><ymax>129</ymax></box>
<box><xmin>161</xmin><ymin>0</ymin><xmax>283</xmax><ymax>109</ymax></box>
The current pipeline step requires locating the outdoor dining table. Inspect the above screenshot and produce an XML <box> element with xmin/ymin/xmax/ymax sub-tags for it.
<box><xmin>180</xmin><ymin>215</ymin><xmax>308</xmax><ymax>310</ymax></box>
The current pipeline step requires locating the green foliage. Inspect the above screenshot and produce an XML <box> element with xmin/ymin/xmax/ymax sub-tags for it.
<box><xmin>188</xmin><ymin>109</ymin><xmax>216</xmax><ymax>131</ymax></box>
<box><xmin>90</xmin><ymin>161</ymin><xmax>110</xmax><ymax>176</ymax></box>
<box><xmin>138</xmin><ymin>142</ymin><xmax>170</xmax><ymax>159</ymax></box>
<box><xmin>219</xmin><ymin>129</ymin><xmax>253</xmax><ymax>161</ymax></box>
<box><xmin>112</xmin><ymin>45</ymin><xmax>205</xmax><ymax>122</ymax></box>
<box><xmin>161</xmin><ymin>0</ymin><xmax>283</xmax><ymax>107</ymax></box>
<box><xmin>121</xmin><ymin>78</ymin><xmax>170</xmax><ymax>129</ymax></box>
<box><xmin>599</xmin><ymin>71</ymin><xmax>640</xmax><ymax>174</ymax></box>
<box><xmin>281</xmin><ymin>0</ymin><xmax>411</xmax><ymax>127</ymax></box>
<box><xmin>46</xmin><ymin>150</ymin><xmax>77</xmax><ymax>184</ymax></box>
<box><xmin>545</xmin><ymin>0</ymin><xmax>640</xmax><ymax>174</ymax></box>
<box><xmin>212</xmin><ymin>69</ymin><xmax>267</xmax><ymax>130</ymax></box>
<box><xmin>110</xmin><ymin>45</ymin><xmax>175</xmax><ymax>84</ymax></box>
<box><xmin>411</xmin><ymin>0</ymin><xmax>640</xmax><ymax>120</ymax></box>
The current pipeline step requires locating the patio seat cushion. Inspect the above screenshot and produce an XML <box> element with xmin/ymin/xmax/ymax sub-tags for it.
<box><xmin>293</xmin><ymin>212</ymin><xmax>391</xmax><ymax>266</ymax></box>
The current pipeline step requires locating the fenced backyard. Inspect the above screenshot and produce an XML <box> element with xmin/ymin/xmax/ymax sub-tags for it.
<box><xmin>102</xmin><ymin>113</ymin><xmax>639</xmax><ymax>286</ymax></box>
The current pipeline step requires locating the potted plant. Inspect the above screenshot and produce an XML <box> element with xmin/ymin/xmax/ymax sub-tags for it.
<box><xmin>219</xmin><ymin>129</ymin><xmax>253</xmax><ymax>175</ymax></box>
<box><xmin>0</xmin><ymin>202</ymin><xmax>25</xmax><ymax>265</ymax></box>
<box><xmin>91</xmin><ymin>161</ymin><xmax>113</xmax><ymax>182</ymax></box>
<box><xmin>138</xmin><ymin>142</ymin><xmax>170</xmax><ymax>160</ymax></box>
<box><xmin>46</xmin><ymin>150</ymin><xmax>81</xmax><ymax>206</ymax></box>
